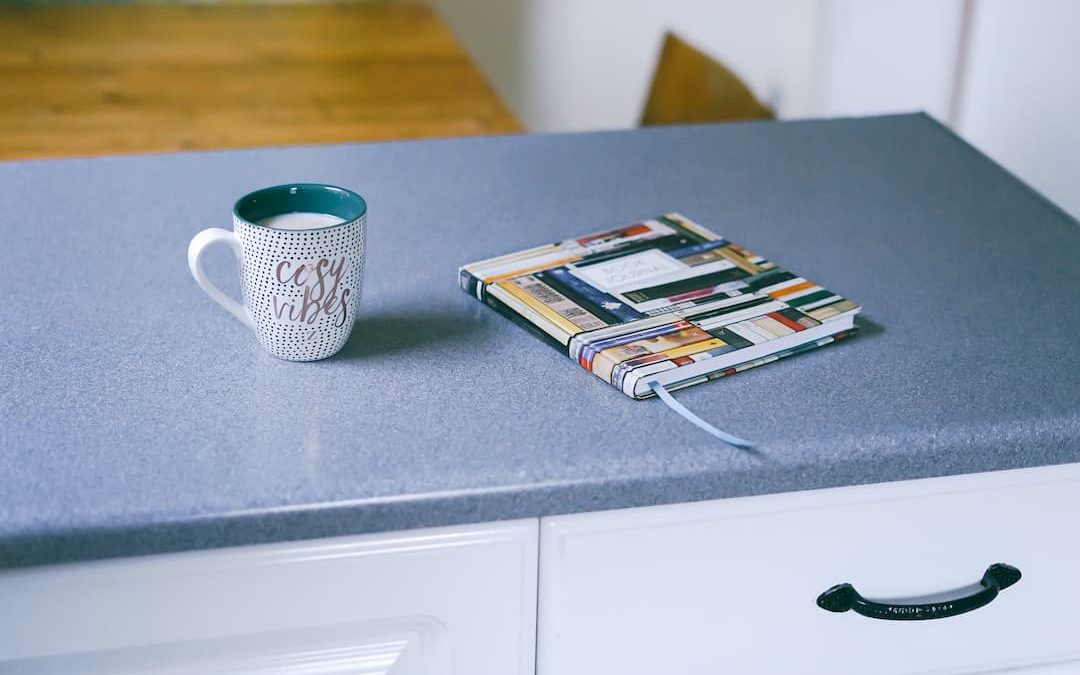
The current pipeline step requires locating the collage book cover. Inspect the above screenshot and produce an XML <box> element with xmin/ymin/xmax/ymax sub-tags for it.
<box><xmin>460</xmin><ymin>214</ymin><xmax>860</xmax><ymax>399</ymax></box>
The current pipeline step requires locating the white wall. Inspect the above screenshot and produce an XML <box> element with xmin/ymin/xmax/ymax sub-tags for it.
<box><xmin>955</xmin><ymin>0</ymin><xmax>1080</xmax><ymax>219</ymax></box>
<box><xmin>427</xmin><ymin>0</ymin><xmax>531</xmax><ymax>129</ymax></box>
<box><xmin>432</xmin><ymin>0</ymin><xmax>821</xmax><ymax>132</ymax></box>
<box><xmin>815</xmin><ymin>0</ymin><xmax>1080</xmax><ymax>219</ymax></box>
<box><xmin>435</xmin><ymin>0</ymin><xmax>1080</xmax><ymax>219</ymax></box>
<box><xmin>814</xmin><ymin>0</ymin><xmax>966</xmax><ymax>122</ymax></box>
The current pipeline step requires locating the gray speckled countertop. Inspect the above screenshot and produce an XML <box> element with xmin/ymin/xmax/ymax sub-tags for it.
<box><xmin>2</xmin><ymin>114</ymin><xmax>1078</xmax><ymax>569</ymax></box>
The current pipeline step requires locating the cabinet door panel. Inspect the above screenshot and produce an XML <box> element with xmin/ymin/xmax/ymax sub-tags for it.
<box><xmin>4</xmin><ymin>622</ymin><xmax>428</xmax><ymax>674</ymax></box>
<box><xmin>0</xmin><ymin>520</ymin><xmax>538</xmax><ymax>675</ymax></box>
<box><xmin>979</xmin><ymin>660</ymin><xmax>1080</xmax><ymax>674</ymax></box>
<box><xmin>538</xmin><ymin>464</ymin><xmax>1080</xmax><ymax>675</ymax></box>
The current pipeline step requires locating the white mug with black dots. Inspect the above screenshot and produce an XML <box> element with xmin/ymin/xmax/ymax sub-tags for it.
<box><xmin>188</xmin><ymin>184</ymin><xmax>367</xmax><ymax>361</ymax></box>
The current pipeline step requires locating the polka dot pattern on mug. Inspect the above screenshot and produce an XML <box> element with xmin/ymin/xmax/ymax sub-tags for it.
<box><xmin>235</xmin><ymin>214</ymin><xmax>366</xmax><ymax>361</ymax></box>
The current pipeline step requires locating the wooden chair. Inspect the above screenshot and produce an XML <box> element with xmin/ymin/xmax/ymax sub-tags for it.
<box><xmin>642</xmin><ymin>32</ymin><xmax>774</xmax><ymax>126</ymax></box>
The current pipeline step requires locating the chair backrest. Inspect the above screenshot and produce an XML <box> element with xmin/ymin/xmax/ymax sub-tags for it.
<box><xmin>641</xmin><ymin>32</ymin><xmax>774</xmax><ymax>126</ymax></box>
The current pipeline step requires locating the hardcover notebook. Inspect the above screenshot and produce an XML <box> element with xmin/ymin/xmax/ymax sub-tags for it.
<box><xmin>460</xmin><ymin>214</ymin><xmax>860</xmax><ymax>400</ymax></box>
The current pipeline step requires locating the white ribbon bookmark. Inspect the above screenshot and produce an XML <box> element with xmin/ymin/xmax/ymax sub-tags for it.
<box><xmin>647</xmin><ymin>380</ymin><xmax>756</xmax><ymax>450</ymax></box>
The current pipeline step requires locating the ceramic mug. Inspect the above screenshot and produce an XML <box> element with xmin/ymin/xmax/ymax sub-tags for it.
<box><xmin>188</xmin><ymin>184</ymin><xmax>367</xmax><ymax>361</ymax></box>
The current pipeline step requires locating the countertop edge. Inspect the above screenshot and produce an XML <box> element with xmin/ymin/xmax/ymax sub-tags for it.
<box><xmin>5</xmin><ymin>438</ymin><xmax>1077</xmax><ymax>570</ymax></box>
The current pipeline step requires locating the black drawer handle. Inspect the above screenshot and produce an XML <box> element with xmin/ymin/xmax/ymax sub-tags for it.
<box><xmin>817</xmin><ymin>563</ymin><xmax>1021</xmax><ymax>620</ymax></box>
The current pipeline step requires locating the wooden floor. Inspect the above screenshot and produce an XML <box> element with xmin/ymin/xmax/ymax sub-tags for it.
<box><xmin>0</xmin><ymin>2</ymin><xmax>522</xmax><ymax>160</ymax></box>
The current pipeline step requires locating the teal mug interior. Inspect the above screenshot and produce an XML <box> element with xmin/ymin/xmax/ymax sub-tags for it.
<box><xmin>234</xmin><ymin>183</ymin><xmax>367</xmax><ymax>227</ymax></box>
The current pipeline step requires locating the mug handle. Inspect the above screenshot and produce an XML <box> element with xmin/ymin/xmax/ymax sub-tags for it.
<box><xmin>187</xmin><ymin>228</ymin><xmax>256</xmax><ymax>331</ymax></box>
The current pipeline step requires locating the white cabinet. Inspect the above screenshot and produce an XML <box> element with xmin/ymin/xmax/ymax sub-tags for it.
<box><xmin>7</xmin><ymin>464</ymin><xmax>1080</xmax><ymax>675</ymax></box>
<box><xmin>0</xmin><ymin>520</ymin><xmax>538</xmax><ymax>675</ymax></box>
<box><xmin>537</xmin><ymin>464</ymin><xmax>1080</xmax><ymax>675</ymax></box>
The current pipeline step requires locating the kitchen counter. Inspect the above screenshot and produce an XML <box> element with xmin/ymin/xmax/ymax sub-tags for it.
<box><xmin>2</xmin><ymin>113</ymin><xmax>1078</xmax><ymax>568</ymax></box>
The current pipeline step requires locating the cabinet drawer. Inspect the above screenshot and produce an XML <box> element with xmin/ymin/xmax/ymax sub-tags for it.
<box><xmin>538</xmin><ymin>464</ymin><xmax>1080</xmax><ymax>675</ymax></box>
<box><xmin>0</xmin><ymin>520</ymin><xmax>538</xmax><ymax>675</ymax></box>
